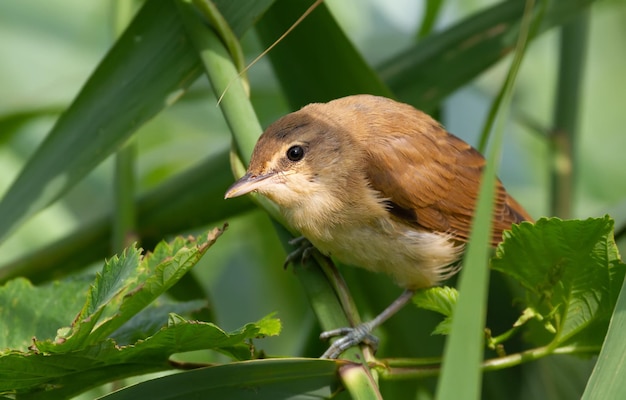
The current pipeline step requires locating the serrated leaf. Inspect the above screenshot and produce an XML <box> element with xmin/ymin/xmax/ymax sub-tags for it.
<box><xmin>254</xmin><ymin>312</ymin><xmax>282</xmax><ymax>337</ymax></box>
<box><xmin>111</xmin><ymin>299</ymin><xmax>208</xmax><ymax>345</ymax></box>
<box><xmin>492</xmin><ymin>216</ymin><xmax>626</xmax><ymax>347</ymax></box>
<box><xmin>34</xmin><ymin>226</ymin><xmax>226</xmax><ymax>353</ymax></box>
<box><xmin>165</xmin><ymin>313</ymin><xmax>281</xmax><ymax>360</ymax></box>
<box><xmin>0</xmin><ymin>314</ymin><xmax>281</xmax><ymax>398</ymax></box>
<box><xmin>412</xmin><ymin>287</ymin><xmax>458</xmax><ymax>335</ymax></box>
<box><xmin>0</xmin><ymin>277</ymin><xmax>89</xmax><ymax>351</ymax></box>
<box><xmin>90</xmin><ymin>233</ymin><xmax>216</xmax><ymax>341</ymax></box>
<box><xmin>57</xmin><ymin>246</ymin><xmax>143</xmax><ymax>348</ymax></box>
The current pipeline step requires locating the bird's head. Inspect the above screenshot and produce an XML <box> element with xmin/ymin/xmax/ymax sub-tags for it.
<box><xmin>224</xmin><ymin>102</ymin><xmax>363</xmax><ymax>210</ymax></box>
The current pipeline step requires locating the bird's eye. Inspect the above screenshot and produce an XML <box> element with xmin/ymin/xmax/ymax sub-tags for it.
<box><xmin>286</xmin><ymin>145</ymin><xmax>305</xmax><ymax>162</ymax></box>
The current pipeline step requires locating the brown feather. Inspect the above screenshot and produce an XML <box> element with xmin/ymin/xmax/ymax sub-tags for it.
<box><xmin>331</xmin><ymin>95</ymin><xmax>533</xmax><ymax>247</ymax></box>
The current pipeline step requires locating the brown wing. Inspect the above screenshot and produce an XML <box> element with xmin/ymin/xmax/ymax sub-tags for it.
<box><xmin>364</xmin><ymin>119</ymin><xmax>532</xmax><ymax>247</ymax></box>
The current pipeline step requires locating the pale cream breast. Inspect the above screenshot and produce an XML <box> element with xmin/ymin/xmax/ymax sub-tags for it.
<box><xmin>296</xmin><ymin>214</ymin><xmax>463</xmax><ymax>290</ymax></box>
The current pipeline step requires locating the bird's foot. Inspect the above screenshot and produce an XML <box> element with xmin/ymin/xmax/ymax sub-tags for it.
<box><xmin>319</xmin><ymin>322</ymin><xmax>379</xmax><ymax>359</ymax></box>
<box><xmin>283</xmin><ymin>236</ymin><xmax>315</xmax><ymax>269</ymax></box>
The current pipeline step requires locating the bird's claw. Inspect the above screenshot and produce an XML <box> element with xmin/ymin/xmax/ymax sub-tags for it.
<box><xmin>283</xmin><ymin>236</ymin><xmax>315</xmax><ymax>269</ymax></box>
<box><xmin>319</xmin><ymin>323</ymin><xmax>379</xmax><ymax>359</ymax></box>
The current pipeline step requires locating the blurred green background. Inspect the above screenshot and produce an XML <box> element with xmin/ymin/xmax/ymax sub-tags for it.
<box><xmin>0</xmin><ymin>0</ymin><xmax>625</xmax><ymax>397</ymax></box>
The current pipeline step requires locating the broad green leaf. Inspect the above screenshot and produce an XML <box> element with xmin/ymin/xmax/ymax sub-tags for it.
<box><xmin>36</xmin><ymin>226</ymin><xmax>226</xmax><ymax>353</ymax></box>
<box><xmin>255</xmin><ymin>0</ymin><xmax>392</xmax><ymax>110</ymax></box>
<box><xmin>98</xmin><ymin>358</ymin><xmax>339</xmax><ymax>400</ymax></box>
<box><xmin>0</xmin><ymin>277</ymin><xmax>89</xmax><ymax>351</ymax></box>
<box><xmin>0</xmin><ymin>277</ymin><xmax>207</xmax><ymax>352</ymax></box>
<box><xmin>110</xmin><ymin>298</ymin><xmax>207</xmax><ymax>345</ymax></box>
<box><xmin>157</xmin><ymin>313</ymin><xmax>281</xmax><ymax>361</ymax></box>
<box><xmin>381</xmin><ymin>0</ymin><xmax>597</xmax><ymax>112</ymax></box>
<box><xmin>0</xmin><ymin>0</ymin><xmax>275</xmax><ymax>244</ymax></box>
<box><xmin>491</xmin><ymin>216</ymin><xmax>626</xmax><ymax>346</ymax></box>
<box><xmin>412</xmin><ymin>287</ymin><xmax>458</xmax><ymax>335</ymax></box>
<box><xmin>0</xmin><ymin>228</ymin><xmax>282</xmax><ymax>398</ymax></box>
<box><xmin>0</xmin><ymin>314</ymin><xmax>281</xmax><ymax>399</ymax></box>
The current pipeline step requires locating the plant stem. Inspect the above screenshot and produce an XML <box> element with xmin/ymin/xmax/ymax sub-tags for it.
<box><xmin>416</xmin><ymin>0</ymin><xmax>444</xmax><ymax>40</ymax></box>
<box><xmin>550</xmin><ymin>10</ymin><xmax>590</xmax><ymax>218</ymax></box>
<box><xmin>111</xmin><ymin>1</ymin><xmax>138</xmax><ymax>252</ymax></box>
<box><xmin>113</xmin><ymin>140</ymin><xmax>138</xmax><ymax>252</ymax></box>
<box><xmin>380</xmin><ymin>344</ymin><xmax>601</xmax><ymax>380</ymax></box>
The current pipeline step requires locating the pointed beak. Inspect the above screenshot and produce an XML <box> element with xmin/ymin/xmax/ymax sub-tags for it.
<box><xmin>224</xmin><ymin>172</ymin><xmax>276</xmax><ymax>199</ymax></box>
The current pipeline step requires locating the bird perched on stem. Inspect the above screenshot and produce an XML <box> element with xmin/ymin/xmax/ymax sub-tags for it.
<box><xmin>225</xmin><ymin>94</ymin><xmax>532</xmax><ymax>359</ymax></box>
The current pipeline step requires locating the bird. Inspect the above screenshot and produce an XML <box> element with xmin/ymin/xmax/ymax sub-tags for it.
<box><xmin>224</xmin><ymin>94</ymin><xmax>532</xmax><ymax>358</ymax></box>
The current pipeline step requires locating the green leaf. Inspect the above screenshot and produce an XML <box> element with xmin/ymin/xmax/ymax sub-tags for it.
<box><xmin>110</xmin><ymin>298</ymin><xmax>208</xmax><ymax>345</ymax></box>
<box><xmin>0</xmin><ymin>314</ymin><xmax>281</xmax><ymax>399</ymax></box>
<box><xmin>492</xmin><ymin>216</ymin><xmax>626</xmax><ymax>347</ymax></box>
<box><xmin>97</xmin><ymin>358</ymin><xmax>339</xmax><ymax>400</ymax></box>
<box><xmin>412</xmin><ymin>287</ymin><xmax>458</xmax><ymax>335</ymax></box>
<box><xmin>160</xmin><ymin>313</ymin><xmax>281</xmax><ymax>361</ymax></box>
<box><xmin>0</xmin><ymin>228</ymin><xmax>284</xmax><ymax>398</ymax></box>
<box><xmin>36</xmin><ymin>226</ymin><xmax>226</xmax><ymax>353</ymax></box>
<box><xmin>0</xmin><ymin>277</ymin><xmax>89</xmax><ymax>351</ymax></box>
<box><xmin>254</xmin><ymin>312</ymin><xmax>283</xmax><ymax>337</ymax></box>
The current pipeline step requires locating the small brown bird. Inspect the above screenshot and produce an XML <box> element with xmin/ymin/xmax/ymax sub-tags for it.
<box><xmin>225</xmin><ymin>94</ymin><xmax>532</xmax><ymax>358</ymax></box>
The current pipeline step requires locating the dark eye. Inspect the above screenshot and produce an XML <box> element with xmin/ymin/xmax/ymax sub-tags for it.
<box><xmin>286</xmin><ymin>145</ymin><xmax>305</xmax><ymax>162</ymax></box>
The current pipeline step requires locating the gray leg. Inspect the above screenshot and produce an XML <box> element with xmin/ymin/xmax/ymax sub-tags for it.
<box><xmin>320</xmin><ymin>289</ymin><xmax>416</xmax><ymax>359</ymax></box>
<box><xmin>283</xmin><ymin>236</ymin><xmax>315</xmax><ymax>269</ymax></box>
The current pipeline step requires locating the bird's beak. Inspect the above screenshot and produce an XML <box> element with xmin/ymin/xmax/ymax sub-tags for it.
<box><xmin>224</xmin><ymin>172</ymin><xmax>276</xmax><ymax>199</ymax></box>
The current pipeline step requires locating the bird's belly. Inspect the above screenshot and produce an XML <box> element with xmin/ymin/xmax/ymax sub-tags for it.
<box><xmin>308</xmin><ymin>221</ymin><xmax>463</xmax><ymax>290</ymax></box>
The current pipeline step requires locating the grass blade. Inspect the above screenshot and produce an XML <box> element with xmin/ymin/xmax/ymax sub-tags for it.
<box><xmin>436</xmin><ymin>1</ymin><xmax>536</xmax><ymax>398</ymax></box>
